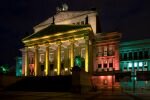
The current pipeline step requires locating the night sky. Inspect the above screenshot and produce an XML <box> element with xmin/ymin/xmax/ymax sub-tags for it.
<box><xmin>0</xmin><ymin>0</ymin><xmax>150</xmax><ymax>66</ymax></box>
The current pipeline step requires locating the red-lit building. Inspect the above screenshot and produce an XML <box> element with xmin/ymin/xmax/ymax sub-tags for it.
<box><xmin>92</xmin><ymin>32</ymin><xmax>121</xmax><ymax>89</ymax></box>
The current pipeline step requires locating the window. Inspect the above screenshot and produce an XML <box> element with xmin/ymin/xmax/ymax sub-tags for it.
<box><xmin>134</xmin><ymin>62</ymin><xmax>137</xmax><ymax>67</ymax></box>
<box><xmin>109</xmin><ymin>59</ymin><xmax>113</xmax><ymax>67</ymax></box>
<box><xmin>98</xmin><ymin>64</ymin><xmax>102</xmax><ymax>68</ymax></box>
<box><xmin>109</xmin><ymin>63</ymin><xmax>113</xmax><ymax>67</ymax></box>
<box><xmin>50</xmin><ymin>64</ymin><xmax>54</xmax><ymax>70</ymax></box>
<box><xmin>104</xmin><ymin>46</ymin><xmax>107</xmax><ymax>56</ymax></box>
<box><xmin>128</xmin><ymin>62</ymin><xmax>132</xmax><ymax>67</ymax></box>
<box><xmin>108</xmin><ymin>45</ymin><xmax>113</xmax><ymax>56</ymax></box>
<box><xmin>139</xmin><ymin>51</ymin><xmax>143</xmax><ymax>59</ymax></box>
<box><xmin>139</xmin><ymin>62</ymin><xmax>143</xmax><ymax>67</ymax></box>
<box><xmin>134</xmin><ymin>52</ymin><xmax>138</xmax><ymax>60</ymax></box>
<box><xmin>49</xmin><ymin>53</ymin><xmax>54</xmax><ymax>62</ymax></box>
<box><xmin>40</xmin><ymin>54</ymin><xmax>45</xmax><ymax>63</ymax></box>
<box><xmin>144</xmin><ymin>61</ymin><xmax>148</xmax><ymax>67</ymax></box>
<box><xmin>81</xmin><ymin>48</ymin><xmax>85</xmax><ymax>58</ymax></box>
<box><xmin>123</xmin><ymin>63</ymin><xmax>127</xmax><ymax>71</ymax></box>
<box><xmin>124</xmin><ymin>53</ymin><xmax>127</xmax><ymax>60</ymax></box>
<box><xmin>104</xmin><ymin>64</ymin><xmax>107</xmax><ymax>68</ymax></box>
<box><xmin>129</xmin><ymin>52</ymin><xmax>132</xmax><ymax>60</ymax></box>
<box><xmin>144</xmin><ymin>51</ymin><xmax>148</xmax><ymax>59</ymax></box>
<box><xmin>143</xmin><ymin>62</ymin><xmax>148</xmax><ymax>71</ymax></box>
<box><xmin>97</xmin><ymin>47</ymin><xmax>103</xmax><ymax>56</ymax></box>
<box><xmin>104</xmin><ymin>60</ymin><xmax>107</xmax><ymax>68</ymax></box>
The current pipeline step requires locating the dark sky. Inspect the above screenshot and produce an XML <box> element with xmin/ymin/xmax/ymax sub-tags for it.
<box><xmin>0</xmin><ymin>0</ymin><xmax>150</xmax><ymax>66</ymax></box>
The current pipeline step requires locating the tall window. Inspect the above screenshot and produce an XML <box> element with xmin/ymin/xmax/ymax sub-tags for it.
<box><xmin>103</xmin><ymin>60</ymin><xmax>107</xmax><ymax>71</ymax></box>
<box><xmin>49</xmin><ymin>53</ymin><xmax>54</xmax><ymax>63</ymax></box>
<box><xmin>139</xmin><ymin>62</ymin><xmax>143</xmax><ymax>71</ymax></box>
<box><xmin>40</xmin><ymin>54</ymin><xmax>45</xmax><ymax>63</ymax></box>
<box><xmin>128</xmin><ymin>62</ymin><xmax>132</xmax><ymax>71</ymax></box>
<box><xmin>144</xmin><ymin>61</ymin><xmax>148</xmax><ymax>71</ymax></box>
<box><xmin>139</xmin><ymin>62</ymin><xmax>143</xmax><ymax>67</ymax></box>
<box><xmin>97</xmin><ymin>47</ymin><xmax>103</xmax><ymax>56</ymax></box>
<box><xmin>139</xmin><ymin>51</ymin><xmax>143</xmax><ymax>59</ymax></box>
<box><xmin>108</xmin><ymin>45</ymin><xmax>113</xmax><ymax>56</ymax></box>
<box><xmin>128</xmin><ymin>62</ymin><xmax>132</xmax><ymax>67</ymax></box>
<box><xmin>134</xmin><ymin>52</ymin><xmax>138</xmax><ymax>60</ymax></box>
<box><xmin>98</xmin><ymin>64</ymin><xmax>102</xmax><ymax>68</ymax></box>
<box><xmin>109</xmin><ymin>59</ymin><xmax>113</xmax><ymax>68</ymax></box>
<box><xmin>144</xmin><ymin>51</ymin><xmax>148</xmax><ymax>59</ymax></box>
<box><xmin>81</xmin><ymin>48</ymin><xmax>85</xmax><ymax>58</ymax></box>
<box><xmin>129</xmin><ymin>52</ymin><xmax>132</xmax><ymax>60</ymax></box>
<box><xmin>123</xmin><ymin>63</ymin><xmax>127</xmax><ymax>71</ymax></box>
<box><xmin>144</xmin><ymin>61</ymin><xmax>148</xmax><ymax>67</ymax></box>
<box><xmin>61</xmin><ymin>51</ymin><xmax>64</xmax><ymax>62</ymax></box>
<box><xmin>124</xmin><ymin>53</ymin><xmax>127</xmax><ymax>60</ymax></box>
<box><xmin>134</xmin><ymin>62</ymin><xmax>138</xmax><ymax>67</ymax></box>
<box><xmin>104</xmin><ymin>46</ymin><xmax>107</xmax><ymax>56</ymax></box>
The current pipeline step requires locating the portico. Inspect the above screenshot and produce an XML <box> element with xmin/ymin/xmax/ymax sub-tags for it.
<box><xmin>22</xmin><ymin>25</ymin><xmax>94</xmax><ymax>76</ymax></box>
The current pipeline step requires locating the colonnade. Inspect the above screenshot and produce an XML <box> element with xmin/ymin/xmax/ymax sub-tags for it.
<box><xmin>24</xmin><ymin>38</ymin><xmax>90</xmax><ymax>76</ymax></box>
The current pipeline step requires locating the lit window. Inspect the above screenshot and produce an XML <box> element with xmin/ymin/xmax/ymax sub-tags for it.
<box><xmin>139</xmin><ymin>62</ymin><xmax>143</xmax><ymax>67</ymax></box>
<box><xmin>108</xmin><ymin>45</ymin><xmax>113</xmax><ymax>56</ymax></box>
<box><xmin>104</xmin><ymin>46</ymin><xmax>107</xmax><ymax>56</ymax></box>
<box><xmin>134</xmin><ymin>62</ymin><xmax>137</xmax><ymax>67</ymax></box>
<box><xmin>128</xmin><ymin>63</ymin><xmax>132</xmax><ymax>67</ymax></box>
<box><xmin>40</xmin><ymin>54</ymin><xmax>44</xmax><ymax>63</ymax></box>
<box><xmin>65</xmin><ymin>68</ymin><xmax>68</xmax><ymax>71</ymax></box>
<box><xmin>81</xmin><ymin>48</ymin><xmax>85</xmax><ymax>58</ymax></box>
<box><xmin>144</xmin><ymin>61</ymin><xmax>148</xmax><ymax>66</ymax></box>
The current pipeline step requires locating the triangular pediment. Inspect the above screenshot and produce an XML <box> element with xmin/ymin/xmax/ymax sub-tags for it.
<box><xmin>34</xmin><ymin>11</ymin><xmax>96</xmax><ymax>28</ymax></box>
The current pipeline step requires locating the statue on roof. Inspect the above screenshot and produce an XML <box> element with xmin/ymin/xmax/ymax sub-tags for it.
<box><xmin>62</xmin><ymin>3</ymin><xmax>68</xmax><ymax>11</ymax></box>
<box><xmin>56</xmin><ymin>3</ymin><xmax>68</xmax><ymax>13</ymax></box>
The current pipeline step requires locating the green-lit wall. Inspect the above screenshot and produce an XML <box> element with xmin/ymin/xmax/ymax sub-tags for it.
<box><xmin>119</xmin><ymin>39</ymin><xmax>150</xmax><ymax>89</ymax></box>
<box><xmin>16</xmin><ymin>57</ymin><xmax>22</xmax><ymax>76</ymax></box>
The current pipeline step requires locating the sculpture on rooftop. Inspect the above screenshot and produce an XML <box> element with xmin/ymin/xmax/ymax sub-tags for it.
<box><xmin>56</xmin><ymin>3</ymin><xmax>68</xmax><ymax>12</ymax></box>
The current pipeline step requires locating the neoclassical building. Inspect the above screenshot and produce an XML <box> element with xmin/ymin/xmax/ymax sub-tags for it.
<box><xmin>21</xmin><ymin>9</ymin><xmax>104</xmax><ymax>76</ymax></box>
<box><xmin>20</xmin><ymin>5</ymin><xmax>150</xmax><ymax>90</ymax></box>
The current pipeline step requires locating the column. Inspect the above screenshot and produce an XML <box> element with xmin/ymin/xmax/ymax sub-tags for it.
<box><xmin>85</xmin><ymin>36</ymin><xmax>89</xmax><ymax>72</ymax></box>
<box><xmin>25</xmin><ymin>47</ymin><xmax>29</xmax><ymax>76</ymax></box>
<box><xmin>34</xmin><ymin>45</ymin><xmax>39</xmax><ymax>76</ymax></box>
<box><xmin>57</xmin><ymin>41</ymin><xmax>61</xmax><ymax>75</ymax></box>
<box><xmin>45</xmin><ymin>44</ymin><xmax>50</xmax><ymax>76</ymax></box>
<box><xmin>70</xmin><ymin>39</ymin><xmax>74</xmax><ymax>68</ymax></box>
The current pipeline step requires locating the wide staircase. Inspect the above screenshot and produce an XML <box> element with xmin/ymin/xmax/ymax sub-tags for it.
<box><xmin>5</xmin><ymin>75</ymin><xmax>72</xmax><ymax>92</ymax></box>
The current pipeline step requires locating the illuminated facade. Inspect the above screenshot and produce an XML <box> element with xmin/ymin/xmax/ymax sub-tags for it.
<box><xmin>120</xmin><ymin>39</ymin><xmax>150</xmax><ymax>89</ymax></box>
<box><xmin>16</xmin><ymin>57</ymin><xmax>22</xmax><ymax>76</ymax></box>
<box><xmin>92</xmin><ymin>32</ymin><xmax>121</xmax><ymax>89</ymax></box>
<box><xmin>20</xmin><ymin>6</ymin><xmax>150</xmax><ymax>90</ymax></box>
<box><xmin>21</xmin><ymin>10</ymin><xmax>98</xmax><ymax>76</ymax></box>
